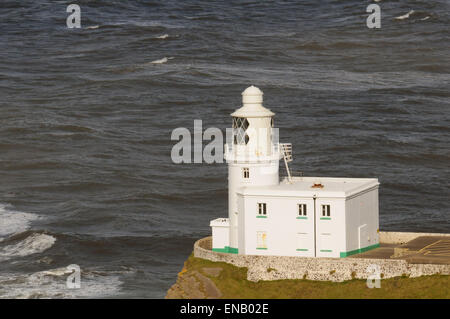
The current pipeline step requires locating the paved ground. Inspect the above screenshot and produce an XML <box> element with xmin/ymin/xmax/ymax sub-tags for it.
<box><xmin>348</xmin><ymin>236</ymin><xmax>450</xmax><ymax>265</ymax></box>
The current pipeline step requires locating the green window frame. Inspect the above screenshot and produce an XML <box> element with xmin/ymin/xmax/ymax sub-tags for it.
<box><xmin>257</xmin><ymin>203</ymin><xmax>267</xmax><ymax>218</ymax></box>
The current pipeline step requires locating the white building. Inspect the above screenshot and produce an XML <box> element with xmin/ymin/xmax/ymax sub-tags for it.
<box><xmin>210</xmin><ymin>86</ymin><xmax>380</xmax><ymax>258</ymax></box>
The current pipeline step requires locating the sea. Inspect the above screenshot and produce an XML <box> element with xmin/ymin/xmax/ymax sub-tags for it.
<box><xmin>0</xmin><ymin>0</ymin><xmax>449</xmax><ymax>298</ymax></box>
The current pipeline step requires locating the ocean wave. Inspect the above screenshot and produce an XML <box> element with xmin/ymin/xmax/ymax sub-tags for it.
<box><xmin>97</xmin><ymin>21</ymin><xmax>184</xmax><ymax>30</ymax></box>
<box><xmin>0</xmin><ymin>233</ymin><xmax>56</xmax><ymax>260</ymax></box>
<box><xmin>0</xmin><ymin>267</ymin><xmax>122</xmax><ymax>299</ymax></box>
<box><xmin>156</xmin><ymin>34</ymin><xmax>169</xmax><ymax>39</ymax></box>
<box><xmin>0</xmin><ymin>204</ymin><xmax>39</xmax><ymax>239</ymax></box>
<box><xmin>395</xmin><ymin>10</ymin><xmax>415</xmax><ymax>20</ymax></box>
<box><xmin>47</xmin><ymin>124</ymin><xmax>95</xmax><ymax>133</ymax></box>
<box><xmin>150</xmin><ymin>57</ymin><xmax>174</xmax><ymax>64</ymax></box>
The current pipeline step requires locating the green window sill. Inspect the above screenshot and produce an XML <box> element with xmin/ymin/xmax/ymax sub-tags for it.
<box><xmin>320</xmin><ymin>217</ymin><xmax>331</xmax><ymax>220</ymax></box>
<box><xmin>256</xmin><ymin>247</ymin><xmax>268</xmax><ymax>250</ymax></box>
<box><xmin>256</xmin><ymin>215</ymin><xmax>267</xmax><ymax>218</ymax></box>
<box><xmin>320</xmin><ymin>249</ymin><xmax>332</xmax><ymax>252</ymax></box>
<box><xmin>296</xmin><ymin>249</ymin><xmax>308</xmax><ymax>251</ymax></box>
<box><xmin>296</xmin><ymin>216</ymin><xmax>307</xmax><ymax>219</ymax></box>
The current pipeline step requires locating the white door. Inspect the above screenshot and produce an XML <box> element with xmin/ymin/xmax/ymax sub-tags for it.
<box><xmin>295</xmin><ymin>201</ymin><xmax>315</xmax><ymax>257</ymax></box>
<box><xmin>315</xmin><ymin>200</ymin><xmax>334</xmax><ymax>257</ymax></box>
<box><xmin>358</xmin><ymin>224</ymin><xmax>368</xmax><ymax>249</ymax></box>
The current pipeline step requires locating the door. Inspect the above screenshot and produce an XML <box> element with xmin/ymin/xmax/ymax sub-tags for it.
<box><xmin>315</xmin><ymin>199</ymin><xmax>334</xmax><ymax>257</ymax></box>
<box><xmin>295</xmin><ymin>200</ymin><xmax>315</xmax><ymax>257</ymax></box>
<box><xmin>358</xmin><ymin>224</ymin><xmax>368</xmax><ymax>250</ymax></box>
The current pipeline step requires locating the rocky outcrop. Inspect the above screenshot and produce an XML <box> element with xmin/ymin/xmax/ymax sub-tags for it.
<box><xmin>165</xmin><ymin>263</ymin><xmax>223</xmax><ymax>299</ymax></box>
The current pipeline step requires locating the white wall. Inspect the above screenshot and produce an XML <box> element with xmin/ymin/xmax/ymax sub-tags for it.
<box><xmin>245</xmin><ymin>118</ymin><xmax>273</xmax><ymax>156</ymax></box>
<box><xmin>237</xmin><ymin>194</ymin><xmax>246</xmax><ymax>253</ymax></box>
<box><xmin>212</xmin><ymin>225</ymin><xmax>229</xmax><ymax>250</ymax></box>
<box><xmin>237</xmin><ymin>195</ymin><xmax>364</xmax><ymax>258</ymax></box>
<box><xmin>239</xmin><ymin>195</ymin><xmax>347</xmax><ymax>257</ymax></box>
<box><xmin>315</xmin><ymin>198</ymin><xmax>346</xmax><ymax>258</ymax></box>
<box><xmin>228</xmin><ymin>161</ymin><xmax>279</xmax><ymax>250</ymax></box>
<box><xmin>239</xmin><ymin>195</ymin><xmax>308</xmax><ymax>257</ymax></box>
<box><xmin>235</xmin><ymin>187</ymin><xmax>379</xmax><ymax>258</ymax></box>
<box><xmin>345</xmin><ymin>187</ymin><xmax>379</xmax><ymax>254</ymax></box>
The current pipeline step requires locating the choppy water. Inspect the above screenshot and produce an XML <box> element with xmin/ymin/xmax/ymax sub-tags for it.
<box><xmin>0</xmin><ymin>0</ymin><xmax>449</xmax><ymax>298</ymax></box>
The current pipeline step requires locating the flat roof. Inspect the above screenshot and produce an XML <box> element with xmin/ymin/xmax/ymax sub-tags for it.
<box><xmin>238</xmin><ymin>176</ymin><xmax>379</xmax><ymax>198</ymax></box>
<box><xmin>210</xmin><ymin>218</ymin><xmax>230</xmax><ymax>227</ymax></box>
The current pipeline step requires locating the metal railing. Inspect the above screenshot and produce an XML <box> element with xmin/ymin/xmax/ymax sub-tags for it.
<box><xmin>279</xmin><ymin>143</ymin><xmax>293</xmax><ymax>182</ymax></box>
<box><xmin>224</xmin><ymin>143</ymin><xmax>283</xmax><ymax>162</ymax></box>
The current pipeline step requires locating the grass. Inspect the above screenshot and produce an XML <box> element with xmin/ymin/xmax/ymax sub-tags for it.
<box><xmin>185</xmin><ymin>254</ymin><xmax>450</xmax><ymax>299</ymax></box>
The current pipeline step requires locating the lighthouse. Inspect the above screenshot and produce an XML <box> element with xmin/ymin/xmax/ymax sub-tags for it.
<box><xmin>210</xmin><ymin>86</ymin><xmax>380</xmax><ymax>258</ymax></box>
<box><xmin>211</xmin><ymin>86</ymin><xmax>283</xmax><ymax>254</ymax></box>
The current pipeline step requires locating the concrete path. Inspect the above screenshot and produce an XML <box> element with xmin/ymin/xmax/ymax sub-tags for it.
<box><xmin>348</xmin><ymin>236</ymin><xmax>450</xmax><ymax>265</ymax></box>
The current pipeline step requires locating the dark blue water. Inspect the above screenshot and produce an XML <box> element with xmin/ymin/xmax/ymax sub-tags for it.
<box><xmin>0</xmin><ymin>0</ymin><xmax>449</xmax><ymax>298</ymax></box>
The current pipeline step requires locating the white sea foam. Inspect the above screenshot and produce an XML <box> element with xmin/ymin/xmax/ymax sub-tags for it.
<box><xmin>395</xmin><ymin>10</ymin><xmax>415</xmax><ymax>20</ymax></box>
<box><xmin>86</xmin><ymin>25</ymin><xmax>100</xmax><ymax>30</ymax></box>
<box><xmin>150</xmin><ymin>57</ymin><xmax>170</xmax><ymax>64</ymax></box>
<box><xmin>0</xmin><ymin>204</ymin><xmax>39</xmax><ymax>239</ymax></box>
<box><xmin>421</xmin><ymin>16</ymin><xmax>430</xmax><ymax>21</ymax></box>
<box><xmin>0</xmin><ymin>233</ymin><xmax>56</xmax><ymax>260</ymax></box>
<box><xmin>0</xmin><ymin>267</ymin><xmax>122</xmax><ymax>299</ymax></box>
<box><xmin>104</xmin><ymin>21</ymin><xmax>184</xmax><ymax>29</ymax></box>
<box><xmin>156</xmin><ymin>34</ymin><xmax>169</xmax><ymax>39</ymax></box>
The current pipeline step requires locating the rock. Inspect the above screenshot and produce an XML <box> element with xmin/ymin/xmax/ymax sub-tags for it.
<box><xmin>165</xmin><ymin>266</ymin><xmax>223</xmax><ymax>299</ymax></box>
<box><xmin>202</xmin><ymin>267</ymin><xmax>222</xmax><ymax>277</ymax></box>
<box><xmin>165</xmin><ymin>272</ymin><xmax>206</xmax><ymax>299</ymax></box>
<box><xmin>194</xmin><ymin>271</ymin><xmax>222</xmax><ymax>298</ymax></box>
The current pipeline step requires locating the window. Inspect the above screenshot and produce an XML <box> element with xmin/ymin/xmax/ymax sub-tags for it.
<box><xmin>257</xmin><ymin>231</ymin><xmax>267</xmax><ymax>249</ymax></box>
<box><xmin>232</xmin><ymin>117</ymin><xmax>249</xmax><ymax>130</ymax></box>
<box><xmin>321</xmin><ymin>205</ymin><xmax>331</xmax><ymax>217</ymax></box>
<box><xmin>257</xmin><ymin>203</ymin><xmax>267</xmax><ymax>217</ymax></box>
<box><xmin>298</xmin><ymin>204</ymin><xmax>307</xmax><ymax>216</ymax></box>
<box><xmin>232</xmin><ymin>117</ymin><xmax>249</xmax><ymax>145</ymax></box>
<box><xmin>243</xmin><ymin>167</ymin><xmax>249</xmax><ymax>179</ymax></box>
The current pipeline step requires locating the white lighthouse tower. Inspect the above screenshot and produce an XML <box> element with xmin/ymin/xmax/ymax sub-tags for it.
<box><xmin>210</xmin><ymin>86</ymin><xmax>283</xmax><ymax>253</ymax></box>
<box><xmin>210</xmin><ymin>86</ymin><xmax>379</xmax><ymax>258</ymax></box>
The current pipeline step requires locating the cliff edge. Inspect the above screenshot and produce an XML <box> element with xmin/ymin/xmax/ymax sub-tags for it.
<box><xmin>166</xmin><ymin>253</ymin><xmax>450</xmax><ymax>299</ymax></box>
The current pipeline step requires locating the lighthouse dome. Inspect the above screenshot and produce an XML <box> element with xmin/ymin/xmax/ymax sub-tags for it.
<box><xmin>231</xmin><ymin>86</ymin><xmax>274</xmax><ymax>118</ymax></box>
<box><xmin>242</xmin><ymin>85</ymin><xmax>263</xmax><ymax>104</ymax></box>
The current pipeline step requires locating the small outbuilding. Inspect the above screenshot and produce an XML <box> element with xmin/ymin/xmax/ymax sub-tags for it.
<box><xmin>237</xmin><ymin>176</ymin><xmax>379</xmax><ymax>258</ymax></box>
